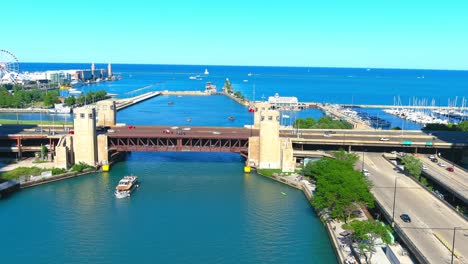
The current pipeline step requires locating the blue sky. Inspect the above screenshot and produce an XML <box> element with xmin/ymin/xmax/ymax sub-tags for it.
<box><xmin>3</xmin><ymin>0</ymin><xmax>468</xmax><ymax>69</ymax></box>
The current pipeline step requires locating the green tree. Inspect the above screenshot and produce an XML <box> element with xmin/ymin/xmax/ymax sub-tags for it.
<box><xmin>304</xmin><ymin>156</ymin><xmax>374</xmax><ymax>223</ymax></box>
<box><xmin>401</xmin><ymin>155</ymin><xmax>422</xmax><ymax>178</ymax></box>
<box><xmin>344</xmin><ymin>220</ymin><xmax>392</xmax><ymax>264</ymax></box>
<box><xmin>223</xmin><ymin>78</ymin><xmax>233</xmax><ymax>93</ymax></box>
<box><xmin>332</xmin><ymin>149</ymin><xmax>359</xmax><ymax>166</ymax></box>
<box><xmin>65</xmin><ymin>96</ymin><xmax>76</xmax><ymax>106</ymax></box>
<box><xmin>41</xmin><ymin>145</ymin><xmax>48</xmax><ymax>160</ymax></box>
<box><xmin>457</xmin><ymin>121</ymin><xmax>468</xmax><ymax>132</ymax></box>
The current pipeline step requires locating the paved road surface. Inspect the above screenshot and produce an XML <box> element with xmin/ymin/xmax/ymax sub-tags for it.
<box><xmin>361</xmin><ymin>153</ymin><xmax>468</xmax><ymax>264</ymax></box>
<box><xmin>415</xmin><ymin>154</ymin><xmax>468</xmax><ymax>204</ymax></box>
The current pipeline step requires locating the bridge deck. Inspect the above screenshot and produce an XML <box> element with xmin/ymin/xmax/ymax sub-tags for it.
<box><xmin>107</xmin><ymin>126</ymin><xmax>258</xmax><ymax>138</ymax></box>
<box><xmin>107</xmin><ymin>126</ymin><xmax>257</xmax><ymax>153</ymax></box>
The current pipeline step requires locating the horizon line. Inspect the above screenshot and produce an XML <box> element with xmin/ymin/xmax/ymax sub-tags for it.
<box><xmin>19</xmin><ymin>61</ymin><xmax>468</xmax><ymax>72</ymax></box>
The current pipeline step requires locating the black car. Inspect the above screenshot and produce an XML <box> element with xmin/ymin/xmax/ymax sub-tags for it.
<box><xmin>400</xmin><ymin>214</ymin><xmax>411</xmax><ymax>223</ymax></box>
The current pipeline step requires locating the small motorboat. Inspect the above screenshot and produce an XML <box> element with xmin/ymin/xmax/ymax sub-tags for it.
<box><xmin>228</xmin><ymin>116</ymin><xmax>235</xmax><ymax>121</ymax></box>
<box><xmin>168</xmin><ymin>101</ymin><xmax>174</xmax><ymax>105</ymax></box>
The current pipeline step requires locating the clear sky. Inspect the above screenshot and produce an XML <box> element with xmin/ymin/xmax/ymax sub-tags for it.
<box><xmin>3</xmin><ymin>0</ymin><xmax>468</xmax><ymax>70</ymax></box>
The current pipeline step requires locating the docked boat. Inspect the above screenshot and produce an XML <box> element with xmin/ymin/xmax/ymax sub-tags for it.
<box><xmin>114</xmin><ymin>176</ymin><xmax>139</xmax><ymax>198</ymax></box>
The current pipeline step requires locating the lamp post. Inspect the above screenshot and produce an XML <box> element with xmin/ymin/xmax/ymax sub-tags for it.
<box><xmin>391</xmin><ymin>176</ymin><xmax>399</xmax><ymax>224</ymax></box>
<box><xmin>451</xmin><ymin>227</ymin><xmax>460</xmax><ymax>264</ymax></box>
<box><xmin>362</xmin><ymin>150</ymin><xmax>365</xmax><ymax>171</ymax></box>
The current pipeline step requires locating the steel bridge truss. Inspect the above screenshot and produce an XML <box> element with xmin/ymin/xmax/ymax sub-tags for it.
<box><xmin>108</xmin><ymin>137</ymin><xmax>249</xmax><ymax>153</ymax></box>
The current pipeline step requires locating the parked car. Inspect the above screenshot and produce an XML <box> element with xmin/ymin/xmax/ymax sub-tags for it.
<box><xmin>400</xmin><ymin>214</ymin><xmax>411</xmax><ymax>223</ymax></box>
<box><xmin>447</xmin><ymin>167</ymin><xmax>454</xmax><ymax>172</ymax></box>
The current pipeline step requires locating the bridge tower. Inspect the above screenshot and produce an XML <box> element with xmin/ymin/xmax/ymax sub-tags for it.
<box><xmin>73</xmin><ymin>107</ymin><xmax>97</xmax><ymax>166</ymax></box>
<box><xmin>96</xmin><ymin>100</ymin><xmax>116</xmax><ymax>127</ymax></box>
<box><xmin>247</xmin><ymin>101</ymin><xmax>295</xmax><ymax>171</ymax></box>
<box><xmin>258</xmin><ymin>109</ymin><xmax>281</xmax><ymax>169</ymax></box>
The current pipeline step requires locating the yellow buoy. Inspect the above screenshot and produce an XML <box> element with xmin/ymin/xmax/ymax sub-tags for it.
<box><xmin>102</xmin><ymin>164</ymin><xmax>110</xmax><ymax>172</ymax></box>
<box><xmin>244</xmin><ymin>166</ymin><xmax>251</xmax><ymax>173</ymax></box>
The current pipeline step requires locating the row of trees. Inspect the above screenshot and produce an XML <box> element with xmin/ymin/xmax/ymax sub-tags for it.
<box><xmin>0</xmin><ymin>86</ymin><xmax>107</xmax><ymax>108</ymax></box>
<box><xmin>0</xmin><ymin>86</ymin><xmax>59</xmax><ymax>108</ymax></box>
<box><xmin>303</xmin><ymin>150</ymin><xmax>392</xmax><ymax>263</ymax></box>
<box><xmin>422</xmin><ymin>121</ymin><xmax>468</xmax><ymax>132</ymax></box>
<box><xmin>64</xmin><ymin>90</ymin><xmax>107</xmax><ymax>106</ymax></box>
<box><xmin>294</xmin><ymin>116</ymin><xmax>353</xmax><ymax>129</ymax></box>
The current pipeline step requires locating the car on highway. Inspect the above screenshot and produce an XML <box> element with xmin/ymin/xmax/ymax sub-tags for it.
<box><xmin>421</xmin><ymin>165</ymin><xmax>428</xmax><ymax>170</ymax></box>
<box><xmin>447</xmin><ymin>167</ymin><xmax>455</xmax><ymax>172</ymax></box>
<box><xmin>400</xmin><ymin>214</ymin><xmax>411</xmax><ymax>223</ymax></box>
<box><xmin>438</xmin><ymin>162</ymin><xmax>446</xmax><ymax>167</ymax></box>
<box><xmin>379</xmin><ymin>137</ymin><xmax>390</xmax><ymax>141</ymax></box>
<box><xmin>431</xmin><ymin>158</ymin><xmax>438</xmax><ymax>163</ymax></box>
<box><xmin>212</xmin><ymin>131</ymin><xmax>221</xmax><ymax>135</ymax></box>
<box><xmin>162</xmin><ymin>129</ymin><xmax>173</xmax><ymax>134</ymax></box>
<box><xmin>428</xmin><ymin>155</ymin><xmax>435</xmax><ymax>159</ymax></box>
<box><xmin>107</xmin><ymin>129</ymin><xmax>115</xmax><ymax>133</ymax></box>
<box><xmin>68</xmin><ymin>130</ymin><xmax>74</xmax><ymax>135</ymax></box>
<box><xmin>127</xmin><ymin>125</ymin><xmax>136</xmax><ymax>129</ymax></box>
<box><xmin>323</xmin><ymin>133</ymin><xmax>333</xmax><ymax>137</ymax></box>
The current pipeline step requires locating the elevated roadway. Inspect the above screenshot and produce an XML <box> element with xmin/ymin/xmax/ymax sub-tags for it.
<box><xmin>414</xmin><ymin>154</ymin><xmax>468</xmax><ymax>205</ymax></box>
<box><xmin>282</xmin><ymin>129</ymin><xmax>468</xmax><ymax>149</ymax></box>
<box><xmin>361</xmin><ymin>153</ymin><xmax>468</xmax><ymax>264</ymax></box>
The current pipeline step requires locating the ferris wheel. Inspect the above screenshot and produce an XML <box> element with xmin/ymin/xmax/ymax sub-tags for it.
<box><xmin>0</xmin><ymin>49</ymin><xmax>20</xmax><ymax>84</ymax></box>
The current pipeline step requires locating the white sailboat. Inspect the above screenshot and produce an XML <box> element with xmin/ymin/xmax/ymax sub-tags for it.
<box><xmin>204</xmin><ymin>68</ymin><xmax>209</xmax><ymax>75</ymax></box>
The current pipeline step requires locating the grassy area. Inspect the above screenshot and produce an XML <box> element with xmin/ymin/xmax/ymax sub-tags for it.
<box><xmin>257</xmin><ymin>169</ymin><xmax>283</xmax><ymax>177</ymax></box>
<box><xmin>0</xmin><ymin>119</ymin><xmax>72</xmax><ymax>126</ymax></box>
<box><xmin>0</xmin><ymin>167</ymin><xmax>49</xmax><ymax>180</ymax></box>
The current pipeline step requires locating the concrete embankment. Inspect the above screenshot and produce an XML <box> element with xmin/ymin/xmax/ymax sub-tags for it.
<box><xmin>0</xmin><ymin>108</ymin><xmax>50</xmax><ymax>113</ymax></box>
<box><xmin>222</xmin><ymin>92</ymin><xmax>249</xmax><ymax>107</ymax></box>
<box><xmin>20</xmin><ymin>169</ymin><xmax>99</xmax><ymax>188</ymax></box>
<box><xmin>115</xmin><ymin>91</ymin><xmax>161</xmax><ymax>111</ymax></box>
<box><xmin>161</xmin><ymin>90</ymin><xmax>209</xmax><ymax>96</ymax></box>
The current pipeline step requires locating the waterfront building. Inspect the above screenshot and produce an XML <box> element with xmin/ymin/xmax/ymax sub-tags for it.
<box><xmin>205</xmin><ymin>82</ymin><xmax>217</xmax><ymax>94</ymax></box>
<box><xmin>268</xmin><ymin>93</ymin><xmax>300</xmax><ymax>111</ymax></box>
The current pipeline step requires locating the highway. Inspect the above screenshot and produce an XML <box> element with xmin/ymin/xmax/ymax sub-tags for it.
<box><xmin>361</xmin><ymin>153</ymin><xmax>468</xmax><ymax>264</ymax></box>
<box><xmin>415</xmin><ymin>154</ymin><xmax>468</xmax><ymax>204</ymax></box>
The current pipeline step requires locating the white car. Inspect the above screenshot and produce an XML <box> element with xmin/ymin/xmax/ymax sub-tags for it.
<box><xmin>212</xmin><ymin>131</ymin><xmax>221</xmax><ymax>135</ymax></box>
<box><xmin>422</xmin><ymin>165</ymin><xmax>428</xmax><ymax>170</ymax></box>
<box><xmin>379</xmin><ymin>137</ymin><xmax>390</xmax><ymax>141</ymax></box>
<box><xmin>438</xmin><ymin>162</ymin><xmax>446</xmax><ymax>167</ymax></box>
<box><xmin>363</xmin><ymin>172</ymin><xmax>370</xmax><ymax>176</ymax></box>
